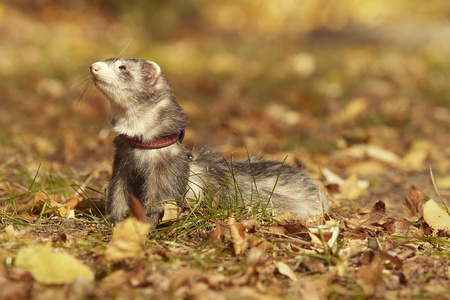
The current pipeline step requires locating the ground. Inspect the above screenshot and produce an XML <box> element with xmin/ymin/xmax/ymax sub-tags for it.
<box><xmin>0</xmin><ymin>1</ymin><xmax>449</xmax><ymax>299</ymax></box>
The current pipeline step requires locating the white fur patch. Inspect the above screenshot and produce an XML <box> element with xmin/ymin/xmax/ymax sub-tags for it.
<box><xmin>185</xmin><ymin>164</ymin><xmax>206</xmax><ymax>199</ymax></box>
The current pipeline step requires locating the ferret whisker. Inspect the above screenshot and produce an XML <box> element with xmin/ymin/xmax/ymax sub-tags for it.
<box><xmin>75</xmin><ymin>77</ymin><xmax>94</xmax><ymax>103</ymax></box>
<box><xmin>116</xmin><ymin>36</ymin><xmax>133</xmax><ymax>59</ymax></box>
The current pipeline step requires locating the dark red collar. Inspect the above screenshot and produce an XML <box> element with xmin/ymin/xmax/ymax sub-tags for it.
<box><xmin>119</xmin><ymin>129</ymin><xmax>185</xmax><ymax>149</ymax></box>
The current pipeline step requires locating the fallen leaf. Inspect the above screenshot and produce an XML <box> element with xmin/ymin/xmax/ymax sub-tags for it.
<box><xmin>169</xmin><ymin>269</ymin><xmax>197</xmax><ymax>291</ymax></box>
<box><xmin>403</xmin><ymin>186</ymin><xmax>424</xmax><ymax>217</ymax></box>
<box><xmin>357</xmin><ymin>255</ymin><xmax>384</xmax><ymax>296</ymax></box>
<box><xmin>276</xmin><ymin>262</ymin><xmax>298</xmax><ymax>282</ymax></box>
<box><xmin>400</xmin><ymin>140</ymin><xmax>430</xmax><ymax>172</ymax></box>
<box><xmin>365</xmin><ymin>145</ymin><xmax>401</xmax><ymax>165</ymax></box>
<box><xmin>0</xmin><ymin>225</ymin><xmax>18</xmax><ymax>242</ymax></box>
<box><xmin>346</xmin><ymin>160</ymin><xmax>387</xmax><ymax>177</ymax></box>
<box><xmin>336</xmin><ymin>174</ymin><xmax>368</xmax><ymax>200</ymax></box>
<box><xmin>275</xmin><ymin>211</ymin><xmax>294</xmax><ymax>225</ymax></box>
<box><xmin>423</xmin><ymin>199</ymin><xmax>450</xmax><ymax>231</ymax></box>
<box><xmin>333</xmin><ymin>258</ymin><xmax>348</xmax><ymax>278</ymax></box>
<box><xmin>378</xmin><ymin>250</ymin><xmax>403</xmax><ymax>270</ymax></box>
<box><xmin>283</xmin><ymin>221</ymin><xmax>309</xmax><ymax>237</ymax></box>
<box><xmin>15</xmin><ymin>241</ymin><xmax>94</xmax><ymax>284</ymax></box>
<box><xmin>296</xmin><ymin>276</ymin><xmax>330</xmax><ymax>299</ymax></box>
<box><xmin>105</xmin><ymin>217</ymin><xmax>151</xmax><ymax>262</ymax></box>
<box><xmin>48</xmin><ymin>200</ymin><xmax>74</xmax><ymax>218</ymax></box>
<box><xmin>209</xmin><ymin>220</ymin><xmax>230</xmax><ymax>245</ymax></box>
<box><xmin>322</xmin><ymin>168</ymin><xmax>345</xmax><ymax>186</ymax></box>
<box><xmin>236</xmin><ymin>247</ymin><xmax>268</xmax><ymax>285</ymax></box>
<box><xmin>63</xmin><ymin>194</ymin><xmax>83</xmax><ymax>209</ymax></box>
<box><xmin>368</xmin><ymin>200</ymin><xmax>386</xmax><ymax>223</ymax></box>
<box><xmin>332</xmin><ymin>98</ymin><xmax>369</xmax><ymax>124</ymax></box>
<box><xmin>267</xmin><ymin>225</ymin><xmax>287</xmax><ymax>236</ymax></box>
<box><xmin>128</xmin><ymin>194</ymin><xmax>147</xmax><ymax>223</ymax></box>
<box><xmin>228</xmin><ymin>217</ymin><xmax>249</xmax><ymax>256</ymax></box>
<box><xmin>240</xmin><ymin>218</ymin><xmax>259</xmax><ymax>232</ymax></box>
<box><xmin>435</xmin><ymin>176</ymin><xmax>450</xmax><ymax>189</ymax></box>
<box><xmin>309</xmin><ymin>224</ymin><xmax>340</xmax><ymax>248</ymax></box>
<box><xmin>161</xmin><ymin>201</ymin><xmax>181</xmax><ymax>222</ymax></box>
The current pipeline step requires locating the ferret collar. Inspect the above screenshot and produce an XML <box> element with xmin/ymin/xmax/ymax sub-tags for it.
<box><xmin>119</xmin><ymin>129</ymin><xmax>185</xmax><ymax>149</ymax></box>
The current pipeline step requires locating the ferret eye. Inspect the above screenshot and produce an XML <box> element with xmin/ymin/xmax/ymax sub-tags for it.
<box><xmin>118</xmin><ymin>65</ymin><xmax>127</xmax><ymax>71</ymax></box>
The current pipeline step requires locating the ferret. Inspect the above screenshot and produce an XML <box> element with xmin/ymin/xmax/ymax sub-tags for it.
<box><xmin>90</xmin><ymin>58</ymin><xmax>329</xmax><ymax>228</ymax></box>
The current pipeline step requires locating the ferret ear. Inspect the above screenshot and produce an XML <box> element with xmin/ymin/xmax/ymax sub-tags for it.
<box><xmin>143</xmin><ymin>61</ymin><xmax>162</xmax><ymax>86</ymax></box>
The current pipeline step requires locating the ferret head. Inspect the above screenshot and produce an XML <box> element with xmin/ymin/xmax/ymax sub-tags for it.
<box><xmin>90</xmin><ymin>58</ymin><xmax>171</xmax><ymax>107</ymax></box>
<box><xmin>89</xmin><ymin>58</ymin><xmax>187</xmax><ymax>139</ymax></box>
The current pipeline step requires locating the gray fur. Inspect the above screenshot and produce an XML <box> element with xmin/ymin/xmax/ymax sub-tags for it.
<box><xmin>90</xmin><ymin>58</ymin><xmax>329</xmax><ymax>228</ymax></box>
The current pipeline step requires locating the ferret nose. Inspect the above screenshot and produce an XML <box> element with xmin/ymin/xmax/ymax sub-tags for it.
<box><xmin>90</xmin><ymin>63</ymin><xmax>100</xmax><ymax>75</ymax></box>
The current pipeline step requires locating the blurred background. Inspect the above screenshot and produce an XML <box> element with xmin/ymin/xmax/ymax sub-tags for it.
<box><xmin>1</xmin><ymin>0</ymin><xmax>449</xmax><ymax>212</ymax></box>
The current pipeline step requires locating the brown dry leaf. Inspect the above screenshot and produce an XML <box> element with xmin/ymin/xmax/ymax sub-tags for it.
<box><xmin>339</xmin><ymin>240</ymin><xmax>368</xmax><ymax>260</ymax></box>
<box><xmin>234</xmin><ymin>247</ymin><xmax>271</xmax><ymax>286</ymax></box>
<box><xmin>128</xmin><ymin>194</ymin><xmax>147</xmax><ymax>223</ymax></box>
<box><xmin>63</xmin><ymin>194</ymin><xmax>83</xmax><ymax>210</ymax></box>
<box><xmin>246</xmin><ymin>247</ymin><xmax>265</xmax><ymax>269</ymax></box>
<box><xmin>100</xmin><ymin>269</ymin><xmax>129</xmax><ymax>291</ymax></box>
<box><xmin>267</xmin><ymin>225</ymin><xmax>287</xmax><ymax>236</ymax></box>
<box><xmin>169</xmin><ymin>269</ymin><xmax>198</xmax><ymax>291</ymax></box>
<box><xmin>275</xmin><ymin>262</ymin><xmax>298</xmax><ymax>282</ymax></box>
<box><xmin>368</xmin><ymin>200</ymin><xmax>386</xmax><ymax>223</ymax></box>
<box><xmin>378</xmin><ymin>250</ymin><xmax>403</xmax><ymax>270</ymax></box>
<box><xmin>105</xmin><ymin>217</ymin><xmax>151</xmax><ymax>263</ymax></box>
<box><xmin>357</xmin><ymin>255</ymin><xmax>385</xmax><ymax>296</ymax></box>
<box><xmin>240</xmin><ymin>218</ymin><xmax>259</xmax><ymax>232</ymax></box>
<box><xmin>296</xmin><ymin>276</ymin><xmax>330</xmax><ymax>299</ymax></box>
<box><xmin>382</xmin><ymin>218</ymin><xmax>417</xmax><ymax>236</ymax></box>
<box><xmin>34</xmin><ymin>191</ymin><xmax>60</xmax><ymax>204</ymax></box>
<box><xmin>343</xmin><ymin>219</ymin><xmax>382</xmax><ymax>236</ymax></box>
<box><xmin>423</xmin><ymin>199</ymin><xmax>450</xmax><ymax>231</ymax></box>
<box><xmin>403</xmin><ymin>186</ymin><xmax>424</xmax><ymax>217</ymax></box>
<box><xmin>283</xmin><ymin>221</ymin><xmax>309</xmax><ymax>237</ymax></box>
<box><xmin>209</xmin><ymin>220</ymin><xmax>230</xmax><ymax>245</ymax></box>
<box><xmin>17</xmin><ymin>213</ymin><xmax>37</xmax><ymax>221</ymax></box>
<box><xmin>228</xmin><ymin>217</ymin><xmax>249</xmax><ymax>256</ymax></box>
<box><xmin>15</xmin><ymin>241</ymin><xmax>94</xmax><ymax>284</ymax></box>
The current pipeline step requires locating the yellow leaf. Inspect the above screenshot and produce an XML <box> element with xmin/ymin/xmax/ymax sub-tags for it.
<box><xmin>48</xmin><ymin>200</ymin><xmax>74</xmax><ymax>218</ymax></box>
<box><xmin>0</xmin><ymin>225</ymin><xmax>18</xmax><ymax>242</ymax></box>
<box><xmin>332</xmin><ymin>98</ymin><xmax>369</xmax><ymax>124</ymax></box>
<box><xmin>105</xmin><ymin>217</ymin><xmax>151</xmax><ymax>262</ymax></box>
<box><xmin>423</xmin><ymin>199</ymin><xmax>450</xmax><ymax>231</ymax></box>
<box><xmin>15</xmin><ymin>242</ymin><xmax>93</xmax><ymax>284</ymax></box>
<box><xmin>337</xmin><ymin>174</ymin><xmax>368</xmax><ymax>200</ymax></box>
<box><xmin>275</xmin><ymin>211</ymin><xmax>293</xmax><ymax>225</ymax></box>
<box><xmin>400</xmin><ymin>140</ymin><xmax>430</xmax><ymax>172</ymax></box>
<box><xmin>333</xmin><ymin>258</ymin><xmax>348</xmax><ymax>278</ymax></box>
<box><xmin>161</xmin><ymin>201</ymin><xmax>181</xmax><ymax>222</ymax></box>
<box><xmin>435</xmin><ymin>176</ymin><xmax>450</xmax><ymax>189</ymax></box>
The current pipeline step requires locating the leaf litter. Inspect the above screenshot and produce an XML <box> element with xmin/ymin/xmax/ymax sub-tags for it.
<box><xmin>0</xmin><ymin>1</ymin><xmax>450</xmax><ymax>299</ymax></box>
